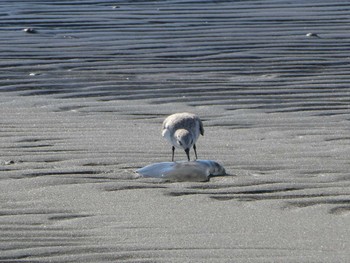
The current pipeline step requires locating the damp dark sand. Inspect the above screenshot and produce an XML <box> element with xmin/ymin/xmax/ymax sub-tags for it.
<box><xmin>1</xmin><ymin>1</ymin><xmax>350</xmax><ymax>262</ymax></box>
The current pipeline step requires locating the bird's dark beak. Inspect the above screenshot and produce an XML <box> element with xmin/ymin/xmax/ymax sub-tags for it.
<box><xmin>185</xmin><ymin>148</ymin><xmax>190</xmax><ymax>161</ymax></box>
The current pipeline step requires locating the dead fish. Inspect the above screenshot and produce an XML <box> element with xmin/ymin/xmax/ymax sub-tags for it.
<box><xmin>136</xmin><ymin>159</ymin><xmax>226</xmax><ymax>182</ymax></box>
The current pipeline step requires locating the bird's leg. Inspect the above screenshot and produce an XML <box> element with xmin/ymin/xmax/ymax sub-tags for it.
<box><xmin>172</xmin><ymin>146</ymin><xmax>175</xmax><ymax>162</ymax></box>
<box><xmin>185</xmin><ymin>148</ymin><xmax>190</xmax><ymax>161</ymax></box>
<box><xmin>193</xmin><ymin>144</ymin><xmax>198</xmax><ymax>160</ymax></box>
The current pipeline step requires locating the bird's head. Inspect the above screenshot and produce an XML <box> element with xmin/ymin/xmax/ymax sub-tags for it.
<box><xmin>174</xmin><ymin>129</ymin><xmax>193</xmax><ymax>150</ymax></box>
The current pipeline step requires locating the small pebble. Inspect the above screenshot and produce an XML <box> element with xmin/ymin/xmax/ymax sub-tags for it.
<box><xmin>23</xmin><ymin>28</ymin><xmax>37</xmax><ymax>33</ymax></box>
<box><xmin>306</xmin><ymin>32</ymin><xmax>320</xmax><ymax>38</ymax></box>
<box><xmin>63</xmin><ymin>35</ymin><xmax>77</xmax><ymax>39</ymax></box>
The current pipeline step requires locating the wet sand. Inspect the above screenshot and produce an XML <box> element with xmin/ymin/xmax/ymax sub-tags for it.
<box><xmin>1</xmin><ymin>1</ymin><xmax>350</xmax><ymax>262</ymax></box>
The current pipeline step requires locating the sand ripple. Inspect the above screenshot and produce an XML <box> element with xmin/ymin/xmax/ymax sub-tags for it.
<box><xmin>1</xmin><ymin>0</ymin><xmax>350</xmax><ymax>262</ymax></box>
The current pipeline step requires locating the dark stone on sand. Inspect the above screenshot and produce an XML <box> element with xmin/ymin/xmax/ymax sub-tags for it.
<box><xmin>23</xmin><ymin>28</ymin><xmax>37</xmax><ymax>33</ymax></box>
<box><xmin>306</xmin><ymin>32</ymin><xmax>320</xmax><ymax>38</ymax></box>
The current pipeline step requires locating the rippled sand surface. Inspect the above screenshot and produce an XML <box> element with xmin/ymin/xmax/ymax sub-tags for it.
<box><xmin>1</xmin><ymin>1</ymin><xmax>350</xmax><ymax>262</ymax></box>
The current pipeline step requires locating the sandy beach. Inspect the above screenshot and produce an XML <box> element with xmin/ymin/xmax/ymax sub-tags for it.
<box><xmin>1</xmin><ymin>0</ymin><xmax>350</xmax><ymax>262</ymax></box>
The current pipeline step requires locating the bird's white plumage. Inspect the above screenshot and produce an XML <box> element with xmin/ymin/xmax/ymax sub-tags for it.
<box><xmin>162</xmin><ymin>112</ymin><xmax>204</xmax><ymax>161</ymax></box>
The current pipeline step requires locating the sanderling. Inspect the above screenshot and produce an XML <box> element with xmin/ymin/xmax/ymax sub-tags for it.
<box><xmin>162</xmin><ymin>112</ymin><xmax>204</xmax><ymax>161</ymax></box>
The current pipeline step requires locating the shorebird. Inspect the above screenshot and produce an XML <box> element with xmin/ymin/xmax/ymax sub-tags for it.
<box><xmin>162</xmin><ymin>112</ymin><xmax>204</xmax><ymax>161</ymax></box>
